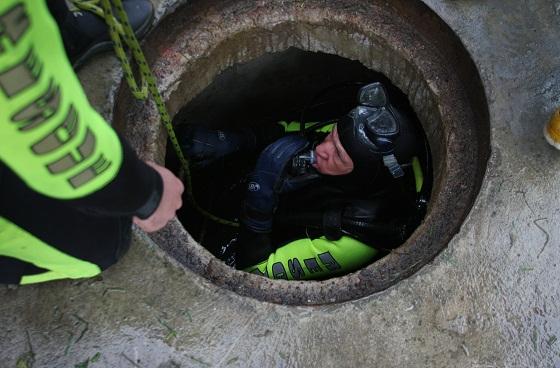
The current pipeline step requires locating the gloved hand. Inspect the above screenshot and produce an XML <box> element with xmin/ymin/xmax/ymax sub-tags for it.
<box><xmin>177</xmin><ymin>125</ymin><xmax>254</xmax><ymax>167</ymax></box>
<box><xmin>217</xmin><ymin>226</ymin><xmax>275</xmax><ymax>270</ymax></box>
<box><xmin>241</xmin><ymin>134</ymin><xmax>310</xmax><ymax>233</ymax></box>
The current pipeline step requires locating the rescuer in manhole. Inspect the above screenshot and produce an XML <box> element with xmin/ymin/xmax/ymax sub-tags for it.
<box><xmin>179</xmin><ymin>82</ymin><xmax>431</xmax><ymax>280</ymax></box>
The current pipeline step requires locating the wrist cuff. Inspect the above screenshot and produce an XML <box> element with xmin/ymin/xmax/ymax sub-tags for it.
<box><xmin>134</xmin><ymin>169</ymin><xmax>163</xmax><ymax>219</ymax></box>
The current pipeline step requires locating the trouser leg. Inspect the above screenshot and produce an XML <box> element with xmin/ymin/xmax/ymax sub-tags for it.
<box><xmin>0</xmin><ymin>254</ymin><xmax>46</xmax><ymax>284</ymax></box>
<box><xmin>0</xmin><ymin>164</ymin><xmax>132</xmax><ymax>284</ymax></box>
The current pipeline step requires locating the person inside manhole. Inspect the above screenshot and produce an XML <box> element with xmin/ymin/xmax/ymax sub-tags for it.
<box><xmin>179</xmin><ymin>82</ymin><xmax>430</xmax><ymax>280</ymax></box>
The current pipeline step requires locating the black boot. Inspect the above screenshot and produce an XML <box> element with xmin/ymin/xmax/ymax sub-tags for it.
<box><xmin>47</xmin><ymin>0</ymin><xmax>154</xmax><ymax>69</ymax></box>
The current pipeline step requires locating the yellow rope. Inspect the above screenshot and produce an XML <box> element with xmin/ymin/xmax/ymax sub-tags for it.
<box><xmin>70</xmin><ymin>0</ymin><xmax>239</xmax><ymax>227</ymax></box>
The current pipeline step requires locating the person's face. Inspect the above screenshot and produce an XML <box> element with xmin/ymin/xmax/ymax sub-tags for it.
<box><xmin>313</xmin><ymin>126</ymin><xmax>354</xmax><ymax>175</ymax></box>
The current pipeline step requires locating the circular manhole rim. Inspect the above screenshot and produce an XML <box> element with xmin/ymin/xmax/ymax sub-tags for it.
<box><xmin>113</xmin><ymin>0</ymin><xmax>490</xmax><ymax>305</ymax></box>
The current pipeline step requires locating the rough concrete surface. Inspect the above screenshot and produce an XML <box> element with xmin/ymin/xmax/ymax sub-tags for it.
<box><xmin>1</xmin><ymin>0</ymin><xmax>560</xmax><ymax>367</ymax></box>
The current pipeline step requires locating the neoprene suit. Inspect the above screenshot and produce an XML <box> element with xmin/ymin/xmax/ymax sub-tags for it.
<box><xmin>179</xmin><ymin>121</ymin><xmax>427</xmax><ymax>280</ymax></box>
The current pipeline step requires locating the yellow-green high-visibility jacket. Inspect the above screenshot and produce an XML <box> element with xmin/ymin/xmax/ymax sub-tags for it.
<box><xmin>0</xmin><ymin>0</ymin><xmax>162</xmax><ymax>283</ymax></box>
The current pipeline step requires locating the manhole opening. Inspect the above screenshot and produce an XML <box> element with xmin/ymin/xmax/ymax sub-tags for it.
<box><xmin>113</xmin><ymin>0</ymin><xmax>490</xmax><ymax>305</ymax></box>
<box><xmin>168</xmin><ymin>47</ymin><xmax>433</xmax><ymax>280</ymax></box>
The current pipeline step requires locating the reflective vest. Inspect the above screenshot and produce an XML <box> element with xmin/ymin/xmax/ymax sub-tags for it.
<box><xmin>0</xmin><ymin>0</ymin><xmax>123</xmax><ymax>283</ymax></box>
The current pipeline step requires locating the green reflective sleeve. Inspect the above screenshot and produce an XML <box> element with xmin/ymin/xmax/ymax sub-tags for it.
<box><xmin>245</xmin><ymin>236</ymin><xmax>378</xmax><ymax>280</ymax></box>
<box><xmin>279</xmin><ymin>121</ymin><xmax>334</xmax><ymax>133</ymax></box>
<box><xmin>0</xmin><ymin>0</ymin><xmax>122</xmax><ymax>199</ymax></box>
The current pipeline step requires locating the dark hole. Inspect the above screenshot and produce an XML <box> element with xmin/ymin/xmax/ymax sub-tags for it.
<box><xmin>167</xmin><ymin>47</ymin><xmax>432</xmax><ymax>279</ymax></box>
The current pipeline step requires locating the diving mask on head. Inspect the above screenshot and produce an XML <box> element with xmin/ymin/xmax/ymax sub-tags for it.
<box><xmin>337</xmin><ymin>82</ymin><xmax>404</xmax><ymax>178</ymax></box>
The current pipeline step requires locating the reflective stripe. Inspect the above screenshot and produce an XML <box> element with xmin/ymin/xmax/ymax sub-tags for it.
<box><xmin>412</xmin><ymin>156</ymin><xmax>424</xmax><ymax>193</ymax></box>
<box><xmin>245</xmin><ymin>236</ymin><xmax>378</xmax><ymax>280</ymax></box>
<box><xmin>0</xmin><ymin>0</ymin><xmax>122</xmax><ymax>199</ymax></box>
<box><xmin>0</xmin><ymin>217</ymin><xmax>101</xmax><ymax>284</ymax></box>
<box><xmin>279</xmin><ymin>121</ymin><xmax>334</xmax><ymax>133</ymax></box>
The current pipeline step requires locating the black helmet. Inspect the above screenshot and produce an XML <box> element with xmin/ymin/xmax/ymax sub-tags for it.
<box><xmin>337</xmin><ymin>82</ymin><xmax>417</xmax><ymax>178</ymax></box>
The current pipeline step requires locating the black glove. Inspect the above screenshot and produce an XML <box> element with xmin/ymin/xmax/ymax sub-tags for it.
<box><xmin>217</xmin><ymin>228</ymin><xmax>273</xmax><ymax>270</ymax></box>
<box><xmin>236</xmin><ymin>227</ymin><xmax>274</xmax><ymax>269</ymax></box>
<box><xmin>241</xmin><ymin>134</ymin><xmax>310</xmax><ymax>233</ymax></box>
<box><xmin>177</xmin><ymin>125</ymin><xmax>254</xmax><ymax>167</ymax></box>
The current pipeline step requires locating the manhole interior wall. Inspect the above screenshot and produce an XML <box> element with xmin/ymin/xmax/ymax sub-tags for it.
<box><xmin>113</xmin><ymin>0</ymin><xmax>490</xmax><ymax>305</ymax></box>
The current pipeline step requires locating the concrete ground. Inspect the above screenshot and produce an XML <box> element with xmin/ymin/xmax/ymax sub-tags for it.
<box><xmin>1</xmin><ymin>0</ymin><xmax>560</xmax><ymax>367</ymax></box>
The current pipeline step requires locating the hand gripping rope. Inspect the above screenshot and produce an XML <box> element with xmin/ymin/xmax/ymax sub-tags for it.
<box><xmin>70</xmin><ymin>0</ymin><xmax>239</xmax><ymax>227</ymax></box>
